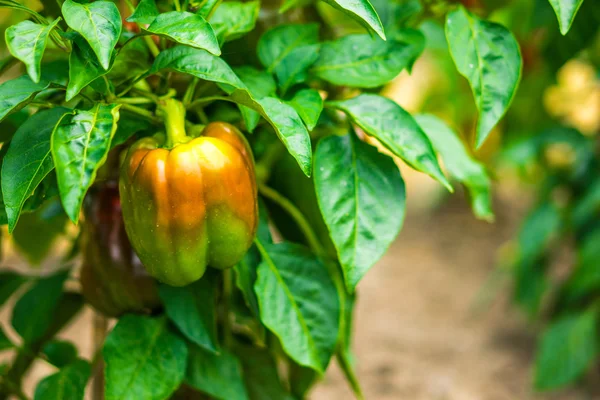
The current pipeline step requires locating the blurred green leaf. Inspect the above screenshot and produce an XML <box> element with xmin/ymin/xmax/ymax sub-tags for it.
<box><xmin>416</xmin><ymin>114</ymin><xmax>493</xmax><ymax>221</ymax></box>
<box><xmin>62</xmin><ymin>0</ymin><xmax>122</xmax><ymax>70</ymax></box>
<box><xmin>0</xmin><ymin>325</ymin><xmax>14</xmax><ymax>351</ymax></box>
<box><xmin>186</xmin><ymin>345</ymin><xmax>248</xmax><ymax>400</ymax></box>
<box><xmin>51</xmin><ymin>103</ymin><xmax>121</xmax><ymax>223</ymax></box>
<box><xmin>145</xmin><ymin>11</ymin><xmax>220</xmax><ymax>55</ymax></box>
<box><xmin>235</xmin><ymin>345</ymin><xmax>293</xmax><ymax>400</ymax></box>
<box><xmin>0</xmin><ymin>272</ymin><xmax>27</xmax><ymax>305</ymax></box>
<box><xmin>42</xmin><ymin>340</ymin><xmax>78</xmax><ymax>368</ymax></box>
<box><xmin>104</xmin><ymin>315</ymin><xmax>187</xmax><ymax>400</ymax></box>
<box><xmin>286</xmin><ymin>89</ymin><xmax>323</xmax><ymax>131</ymax></box>
<box><xmin>5</xmin><ymin>19</ymin><xmax>61</xmax><ymax>83</ymax></box>
<box><xmin>34</xmin><ymin>359</ymin><xmax>91</xmax><ymax>400</ymax></box>
<box><xmin>445</xmin><ymin>6</ymin><xmax>522</xmax><ymax>148</ymax></box>
<box><xmin>0</xmin><ymin>76</ymin><xmax>53</xmax><ymax>122</ymax></box>
<box><xmin>209</xmin><ymin>1</ymin><xmax>260</xmax><ymax>43</ymax></box>
<box><xmin>2</xmin><ymin>107</ymin><xmax>71</xmax><ymax>232</ymax></box>
<box><xmin>159</xmin><ymin>271</ymin><xmax>219</xmax><ymax>353</ymax></box>
<box><xmin>11</xmin><ymin>270</ymin><xmax>69</xmax><ymax>343</ymax></box>
<box><xmin>327</xmin><ymin>94</ymin><xmax>451</xmax><ymax>190</ymax></box>
<box><xmin>127</xmin><ymin>0</ymin><xmax>159</xmax><ymax>24</ymax></box>
<box><xmin>534</xmin><ymin>311</ymin><xmax>597</xmax><ymax>390</ymax></box>
<box><xmin>254</xmin><ymin>241</ymin><xmax>339</xmax><ymax>373</ymax></box>
<box><xmin>314</xmin><ymin>131</ymin><xmax>405</xmax><ymax>291</ymax></box>
<box><xmin>312</xmin><ymin>30</ymin><xmax>424</xmax><ymax>88</ymax></box>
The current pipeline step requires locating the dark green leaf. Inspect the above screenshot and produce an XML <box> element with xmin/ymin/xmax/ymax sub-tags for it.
<box><xmin>517</xmin><ymin>202</ymin><xmax>562</xmax><ymax>265</ymax></box>
<box><xmin>185</xmin><ymin>345</ymin><xmax>248</xmax><ymax>400</ymax></box>
<box><xmin>415</xmin><ymin>114</ymin><xmax>493</xmax><ymax>221</ymax></box>
<box><xmin>2</xmin><ymin>107</ymin><xmax>71</xmax><ymax>232</ymax></box>
<box><xmin>34</xmin><ymin>359</ymin><xmax>91</xmax><ymax>400</ymax></box>
<box><xmin>535</xmin><ymin>312</ymin><xmax>597</xmax><ymax>390</ymax></box>
<box><xmin>197</xmin><ymin>0</ymin><xmax>221</xmax><ymax>17</ymax></box>
<box><xmin>107</xmin><ymin>39</ymin><xmax>151</xmax><ymax>87</ymax></box>
<box><xmin>327</xmin><ymin>94</ymin><xmax>451</xmax><ymax>190</ymax></box>
<box><xmin>254</xmin><ymin>242</ymin><xmax>340</xmax><ymax>373</ymax></box>
<box><xmin>314</xmin><ymin>132</ymin><xmax>405</xmax><ymax>291</ymax></box>
<box><xmin>0</xmin><ymin>75</ymin><xmax>52</xmax><ymax>122</ymax></box>
<box><xmin>104</xmin><ymin>315</ymin><xmax>188</xmax><ymax>400</ymax></box>
<box><xmin>0</xmin><ymin>326</ymin><xmax>13</xmax><ymax>351</ymax></box>
<box><xmin>286</xmin><ymin>89</ymin><xmax>323</xmax><ymax>131</ymax></box>
<box><xmin>370</xmin><ymin>0</ymin><xmax>421</xmax><ymax>32</ymax></box>
<box><xmin>66</xmin><ymin>34</ymin><xmax>112</xmax><ymax>101</ymax></box>
<box><xmin>158</xmin><ymin>271</ymin><xmax>218</xmax><ymax>353</ymax></box>
<box><xmin>126</xmin><ymin>0</ymin><xmax>159</xmax><ymax>24</ymax></box>
<box><xmin>145</xmin><ymin>11</ymin><xmax>220</xmax><ymax>55</ymax></box>
<box><xmin>62</xmin><ymin>0</ymin><xmax>122</xmax><ymax>70</ymax></box>
<box><xmin>236</xmin><ymin>346</ymin><xmax>293</xmax><ymax>400</ymax></box>
<box><xmin>51</xmin><ymin>104</ymin><xmax>121</xmax><ymax>223</ymax></box>
<box><xmin>11</xmin><ymin>271</ymin><xmax>69</xmax><ymax>343</ymax></box>
<box><xmin>110</xmin><ymin>113</ymin><xmax>152</xmax><ymax>149</ymax></box>
<box><xmin>232</xmin><ymin>66</ymin><xmax>276</xmax><ymax>132</ymax></box>
<box><xmin>5</xmin><ymin>19</ymin><xmax>61</xmax><ymax>83</ymax></box>
<box><xmin>257</xmin><ymin>23</ymin><xmax>319</xmax><ymax>73</ymax></box>
<box><xmin>312</xmin><ymin>30</ymin><xmax>424</xmax><ymax>88</ymax></box>
<box><xmin>209</xmin><ymin>1</ymin><xmax>259</xmax><ymax>43</ymax></box>
<box><xmin>321</xmin><ymin>0</ymin><xmax>385</xmax><ymax>40</ymax></box>
<box><xmin>42</xmin><ymin>340</ymin><xmax>78</xmax><ymax>368</ymax></box>
<box><xmin>0</xmin><ymin>272</ymin><xmax>27</xmax><ymax>305</ymax></box>
<box><xmin>276</xmin><ymin>45</ymin><xmax>319</xmax><ymax>94</ymax></box>
<box><xmin>548</xmin><ymin>0</ymin><xmax>585</xmax><ymax>35</ymax></box>
<box><xmin>445</xmin><ymin>6</ymin><xmax>522</xmax><ymax>148</ymax></box>
<box><xmin>561</xmin><ymin>229</ymin><xmax>600</xmax><ymax>305</ymax></box>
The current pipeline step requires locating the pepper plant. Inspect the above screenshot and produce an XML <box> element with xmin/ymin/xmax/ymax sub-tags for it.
<box><xmin>0</xmin><ymin>0</ymin><xmax>587</xmax><ymax>397</ymax></box>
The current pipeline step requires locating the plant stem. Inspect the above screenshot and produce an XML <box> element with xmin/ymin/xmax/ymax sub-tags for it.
<box><xmin>91</xmin><ymin>314</ymin><xmax>108</xmax><ymax>400</ymax></box>
<box><xmin>182</xmin><ymin>78</ymin><xmax>199</xmax><ymax>107</ymax></box>
<box><xmin>222</xmin><ymin>269</ymin><xmax>233</xmax><ymax>348</ymax></box>
<box><xmin>157</xmin><ymin>98</ymin><xmax>188</xmax><ymax>147</ymax></box>
<box><xmin>173</xmin><ymin>0</ymin><xmax>182</xmax><ymax>11</ymax></box>
<box><xmin>114</xmin><ymin>97</ymin><xmax>154</xmax><ymax>105</ymax></box>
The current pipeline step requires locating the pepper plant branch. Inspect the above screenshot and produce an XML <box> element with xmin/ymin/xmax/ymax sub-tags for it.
<box><xmin>222</xmin><ymin>268</ymin><xmax>233</xmax><ymax>348</ymax></box>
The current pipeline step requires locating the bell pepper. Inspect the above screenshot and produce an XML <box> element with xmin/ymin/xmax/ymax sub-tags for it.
<box><xmin>119</xmin><ymin>99</ymin><xmax>258</xmax><ymax>286</ymax></box>
<box><xmin>80</xmin><ymin>181</ymin><xmax>160</xmax><ymax>317</ymax></box>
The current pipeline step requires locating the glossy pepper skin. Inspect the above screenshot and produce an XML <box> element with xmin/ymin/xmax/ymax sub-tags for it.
<box><xmin>119</xmin><ymin>100</ymin><xmax>258</xmax><ymax>286</ymax></box>
<box><xmin>80</xmin><ymin>181</ymin><xmax>161</xmax><ymax>317</ymax></box>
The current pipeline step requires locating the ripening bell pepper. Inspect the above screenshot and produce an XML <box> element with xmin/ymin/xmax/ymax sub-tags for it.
<box><xmin>80</xmin><ymin>181</ymin><xmax>160</xmax><ymax>317</ymax></box>
<box><xmin>119</xmin><ymin>99</ymin><xmax>258</xmax><ymax>286</ymax></box>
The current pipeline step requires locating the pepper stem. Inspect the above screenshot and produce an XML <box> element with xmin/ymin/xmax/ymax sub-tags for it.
<box><xmin>158</xmin><ymin>98</ymin><xmax>188</xmax><ymax>147</ymax></box>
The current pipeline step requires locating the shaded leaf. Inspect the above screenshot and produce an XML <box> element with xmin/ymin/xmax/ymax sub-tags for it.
<box><xmin>254</xmin><ymin>242</ymin><xmax>339</xmax><ymax>373</ymax></box>
<box><xmin>66</xmin><ymin>34</ymin><xmax>112</xmax><ymax>101</ymax></box>
<box><xmin>2</xmin><ymin>107</ymin><xmax>71</xmax><ymax>232</ymax></box>
<box><xmin>0</xmin><ymin>272</ymin><xmax>27</xmax><ymax>305</ymax></box>
<box><xmin>209</xmin><ymin>1</ymin><xmax>260</xmax><ymax>43</ymax></box>
<box><xmin>0</xmin><ymin>75</ymin><xmax>52</xmax><ymax>122</ymax></box>
<box><xmin>62</xmin><ymin>0</ymin><xmax>121</xmax><ymax>70</ymax></box>
<box><xmin>286</xmin><ymin>88</ymin><xmax>323</xmax><ymax>131</ymax></box>
<box><xmin>0</xmin><ymin>326</ymin><xmax>13</xmax><ymax>351</ymax></box>
<box><xmin>145</xmin><ymin>11</ymin><xmax>220</xmax><ymax>55</ymax></box>
<box><xmin>52</xmin><ymin>104</ymin><xmax>121</xmax><ymax>223</ymax></box>
<box><xmin>314</xmin><ymin>132</ymin><xmax>405</xmax><ymax>291</ymax></box>
<box><xmin>236</xmin><ymin>345</ymin><xmax>293</xmax><ymax>400</ymax></box>
<box><xmin>5</xmin><ymin>19</ymin><xmax>61</xmax><ymax>83</ymax></box>
<box><xmin>416</xmin><ymin>114</ymin><xmax>493</xmax><ymax>221</ymax></box>
<box><xmin>445</xmin><ymin>6</ymin><xmax>522</xmax><ymax>148</ymax></box>
<box><xmin>104</xmin><ymin>315</ymin><xmax>188</xmax><ymax>400</ymax></box>
<box><xmin>34</xmin><ymin>359</ymin><xmax>91</xmax><ymax>400</ymax></box>
<box><xmin>126</xmin><ymin>0</ymin><xmax>159</xmax><ymax>24</ymax></box>
<box><xmin>327</xmin><ymin>94</ymin><xmax>451</xmax><ymax>189</ymax></box>
<box><xmin>42</xmin><ymin>340</ymin><xmax>78</xmax><ymax>368</ymax></box>
<box><xmin>232</xmin><ymin>66</ymin><xmax>276</xmax><ymax>132</ymax></box>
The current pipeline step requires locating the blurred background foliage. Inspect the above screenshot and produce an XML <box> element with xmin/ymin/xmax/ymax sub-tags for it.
<box><xmin>0</xmin><ymin>0</ymin><xmax>599</xmax><ymax>394</ymax></box>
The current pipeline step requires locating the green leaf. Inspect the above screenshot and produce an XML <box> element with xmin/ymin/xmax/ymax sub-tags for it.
<box><xmin>2</xmin><ymin>107</ymin><xmax>71</xmax><ymax>232</ymax></box>
<box><xmin>42</xmin><ymin>340</ymin><xmax>78</xmax><ymax>368</ymax></box>
<box><xmin>336</xmin><ymin>292</ymin><xmax>363</xmax><ymax>398</ymax></box>
<box><xmin>229</xmin><ymin>91</ymin><xmax>312</xmax><ymax>176</ymax></box>
<box><xmin>254</xmin><ymin>241</ymin><xmax>339</xmax><ymax>373</ymax></box>
<box><xmin>312</xmin><ymin>31</ymin><xmax>424</xmax><ymax>88</ymax></box>
<box><xmin>51</xmin><ymin>104</ymin><xmax>121</xmax><ymax>223</ymax></box>
<box><xmin>0</xmin><ymin>272</ymin><xmax>27</xmax><ymax>305</ymax></box>
<box><xmin>236</xmin><ymin>346</ymin><xmax>293</xmax><ymax>400</ymax></box>
<box><xmin>5</xmin><ymin>19</ymin><xmax>61</xmax><ymax>83</ymax></box>
<box><xmin>445</xmin><ymin>7</ymin><xmax>522</xmax><ymax>148</ymax></box>
<box><xmin>286</xmin><ymin>89</ymin><xmax>323</xmax><ymax>131</ymax></box>
<box><xmin>12</xmin><ymin>271</ymin><xmax>69</xmax><ymax>343</ymax></box>
<box><xmin>314</xmin><ymin>132</ymin><xmax>405</xmax><ymax>291</ymax></box>
<box><xmin>197</xmin><ymin>0</ymin><xmax>221</xmax><ymax>17</ymax></box>
<box><xmin>415</xmin><ymin>114</ymin><xmax>493</xmax><ymax>221</ymax></box>
<box><xmin>321</xmin><ymin>0</ymin><xmax>385</xmax><ymax>40</ymax></box>
<box><xmin>370</xmin><ymin>0</ymin><xmax>421</xmax><ymax>32</ymax></box>
<box><xmin>209</xmin><ymin>1</ymin><xmax>260</xmax><ymax>43</ymax></box>
<box><xmin>0</xmin><ymin>75</ymin><xmax>52</xmax><ymax>122</ymax></box>
<box><xmin>517</xmin><ymin>202</ymin><xmax>562</xmax><ymax>265</ymax></box>
<box><xmin>257</xmin><ymin>24</ymin><xmax>319</xmax><ymax>89</ymax></box>
<box><xmin>158</xmin><ymin>271</ymin><xmax>218</xmax><ymax>353</ymax></box>
<box><xmin>145</xmin><ymin>11</ymin><xmax>220</xmax><ymax>55</ymax></box>
<box><xmin>149</xmin><ymin>45</ymin><xmax>245</xmax><ymax>90</ymax></box>
<box><xmin>62</xmin><ymin>0</ymin><xmax>122</xmax><ymax>70</ymax></box>
<box><xmin>126</xmin><ymin>0</ymin><xmax>159</xmax><ymax>24</ymax></box>
<box><xmin>34</xmin><ymin>359</ymin><xmax>91</xmax><ymax>400</ymax></box>
<box><xmin>561</xmin><ymin>230</ymin><xmax>600</xmax><ymax>305</ymax></box>
<box><xmin>107</xmin><ymin>38</ymin><xmax>151</xmax><ymax>87</ymax></box>
<box><xmin>0</xmin><ymin>326</ymin><xmax>14</xmax><ymax>351</ymax></box>
<box><xmin>66</xmin><ymin>34</ymin><xmax>112</xmax><ymax>101</ymax></box>
<box><xmin>104</xmin><ymin>315</ymin><xmax>188</xmax><ymax>400</ymax></box>
<box><xmin>535</xmin><ymin>311</ymin><xmax>597</xmax><ymax>390</ymax></box>
<box><xmin>548</xmin><ymin>0</ymin><xmax>585</xmax><ymax>35</ymax></box>
<box><xmin>185</xmin><ymin>345</ymin><xmax>248</xmax><ymax>400</ymax></box>
<box><xmin>327</xmin><ymin>94</ymin><xmax>451</xmax><ymax>190</ymax></box>
<box><xmin>233</xmin><ymin>66</ymin><xmax>276</xmax><ymax>132</ymax></box>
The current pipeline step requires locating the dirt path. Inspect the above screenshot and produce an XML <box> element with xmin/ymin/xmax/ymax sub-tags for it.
<box><xmin>312</xmin><ymin>189</ymin><xmax>592</xmax><ymax>400</ymax></box>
